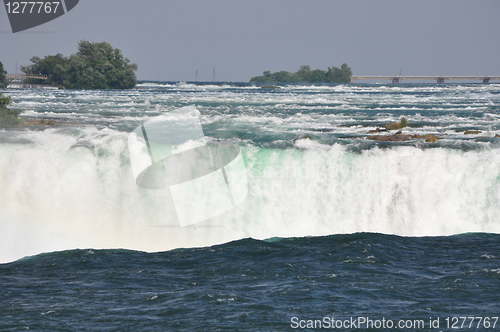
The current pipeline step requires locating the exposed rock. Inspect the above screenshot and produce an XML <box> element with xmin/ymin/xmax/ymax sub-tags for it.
<box><xmin>260</xmin><ymin>85</ymin><xmax>281</xmax><ymax>89</ymax></box>
<box><xmin>22</xmin><ymin>119</ymin><xmax>56</xmax><ymax>126</ymax></box>
<box><xmin>385</xmin><ymin>117</ymin><xmax>408</xmax><ymax>130</ymax></box>
<box><xmin>367</xmin><ymin>127</ymin><xmax>387</xmax><ymax>134</ymax></box>
<box><xmin>425</xmin><ymin>136</ymin><xmax>438</xmax><ymax>143</ymax></box>
<box><xmin>496</xmin><ymin>134</ymin><xmax>500</xmax><ymax>138</ymax></box>
<box><xmin>464</xmin><ymin>130</ymin><xmax>481</xmax><ymax>135</ymax></box>
<box><xmin>409</xmin><ymin>134</ymin><xmax>441</xmax><ymax>143</ymax></box>
<box><xmin>366</xmin><ymin>132</ymin><xmax>410</xmax><ymax>141</ymax></box>
<box><xmin>367</xmin><ymin>133</ymin><xmax>441</xmax><ymax>142</ymax></box>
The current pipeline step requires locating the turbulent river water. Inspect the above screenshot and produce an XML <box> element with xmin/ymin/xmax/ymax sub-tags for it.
<box><xmin>1</xmin><ymin>82</ymin><xmax>499</xmax><ymax>331</ymax></box>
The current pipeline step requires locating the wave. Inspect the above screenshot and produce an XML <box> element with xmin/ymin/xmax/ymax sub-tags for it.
<box><xmin>1</xmin><ymin>128</ymin><xmax>500</xmax><ymax>262</ymax></box>
<box><xmin>9</xmin><ymin>232</ymin><xmax>500</xmax><ymax>264</ymax></box>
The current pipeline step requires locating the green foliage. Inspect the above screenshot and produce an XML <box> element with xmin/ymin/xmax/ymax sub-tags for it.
<box><xmin>0</xmin><ymin>93</ymin><xmax>22</xmax><ymax>126</ymax></box>
<box><xmin>250</xmin><ymin>63</ymin><xmax>352</xmax><ymax>84</ymax></box>
<box><xmin>327</xmin><ymin>63</ymin><xmax>352</xmax><ymax>83</ymax></box>
<box><xmin>400</xmin><ymin>117</ymin><xmax>408</xmax><ymax>128</ymax></box>
<box><xmin>385</xmin><ymin>117</ymin><xmax>408</xmax><ymax>130</ymax></box>
<box><xmin>0</xmin><ymin>61</ymin><xmax>8</xmax><ymax>88</ymax></box>
<box><xmin>21</xmin><ymin>53</ymin><xmax>68</xmax><ymax>86</ymax></box>
<box><xmin>21</xmin><ymin>41</ymin><xmax>138</xmax><ymax>89</ymax></box>
<box><xmin>0</xmin><ymin>94</ymin><xmax>11</xmax><ymax>107</ymax></box>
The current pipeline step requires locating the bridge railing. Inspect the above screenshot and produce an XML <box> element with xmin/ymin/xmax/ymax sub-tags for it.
<box><xmin>350</xmin><ymin>76</ymin><xmax>500</xmax><ymax>84</ymax></box>
<box><xmin>6</xmin><ymin>73</ymin><xmax>49</xmax><ymax>80</ymax></box>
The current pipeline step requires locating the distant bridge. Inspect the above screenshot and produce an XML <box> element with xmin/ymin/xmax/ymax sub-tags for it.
<box><xmin>350</xmin><ymin>76</ymin><xmax>500</xmax><ymax>84</ymax></box>
<box><xmin>6</xmin><ymin>73</ymin><xmax>49</xmax><ymax>81</ymax></box>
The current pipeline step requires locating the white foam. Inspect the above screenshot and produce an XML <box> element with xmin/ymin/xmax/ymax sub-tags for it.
<box><xmin>1</xmin><ymin>83</ymin><xmax>499</xmax><ymax>262</ymax></box>
<box><xmin>1</xmin><ymin>128</ymin><xmax>500</xmax><ymax>263</ymax></box>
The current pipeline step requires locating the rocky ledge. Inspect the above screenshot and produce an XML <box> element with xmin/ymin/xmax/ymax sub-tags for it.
<box><xmin>367</xmin><ymin>131</ymin><xmax>441</xmax><ymax>142</ymax></box>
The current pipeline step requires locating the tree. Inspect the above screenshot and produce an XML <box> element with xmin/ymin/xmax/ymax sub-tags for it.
<box><xmin>326</xmin><ymin>63</ymin><xmax>352</xmax><ymax>83</ymax></box>
<box><xmin>250</xmin><ymin>63</ymin><xmax>352</xmax><ymax>84</ymax></box>
<box><xmin>309</xmin><ymin>69</ymin><xmax>328</xmax><ymax>83</ymax></box>
<box><xmin>65</xmin><ymin>41</ymin><xmax>137</xmax><ymax>89</ymax></box>
<box><xmin>0</xmin><ymin>61</ymin><xmax>8</xmax><ymax>88</ymax></box>
<box><xmin>21</xmin><ymin>54</ymin><xmax>68</xmax><ymax>86</ymax></box>
<box><xmin>295</xmin><ymin>65</ymin><xmax>312</xmax><ymax>82</ymax></box>
<box><xmin>0</xmin><ymin>93</ymin><xmax>22</xmax><ymax>126</ymax></box>
<box><xmin>21</xmin><ymin>41</ymin><xmax>138</xmax><ymax>89</ymax></box>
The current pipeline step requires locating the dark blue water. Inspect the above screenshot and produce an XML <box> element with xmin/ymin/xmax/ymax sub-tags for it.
<box><xmin>1</xmin><ymin>233</ymin><xmax>499</xmax><ymax>331</ymax></box>
<box><xmin>2</xmin><ymin>83</ymin><xmax>500</xmax><ymax>330</ymax></box>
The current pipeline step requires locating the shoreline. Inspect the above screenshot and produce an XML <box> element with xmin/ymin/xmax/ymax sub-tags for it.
<box><xmin>3</xmin><ymin>81</ymin><xmax>499</xmax><ymax>91</ymax></box>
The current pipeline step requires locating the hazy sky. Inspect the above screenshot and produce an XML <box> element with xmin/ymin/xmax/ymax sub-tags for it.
<box><xmin>1</xmin><ymin>0</ymin><xmax>499</xmax><ymax>82</ymax></box>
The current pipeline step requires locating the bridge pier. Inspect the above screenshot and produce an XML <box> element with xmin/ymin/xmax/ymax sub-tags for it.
<box><xmin>350</xmin><ymin>76</ymin><xmax>500</xmax><ymax>84</ymax></box>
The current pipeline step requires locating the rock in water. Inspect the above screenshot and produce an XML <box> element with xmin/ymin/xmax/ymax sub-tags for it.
<box><xmin>385</xmin><ymin>117</ymin><xmax>408</xmax><ymax>130</ymax></box>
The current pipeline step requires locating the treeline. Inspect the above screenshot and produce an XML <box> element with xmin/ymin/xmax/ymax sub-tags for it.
<box><xmin>250</xmin><ymin>64</ymin><xmax>352</xmax><ymax>84</ymax></box>
<box><xmin>0</xmin><ymin>63</ymin><xmax>21</xmax><ymax>126</ymax></box>
<box><xmin>0</xmin><ymin>93</ymin><xmax>22</xmax><ymax>126</ymax></box>
<box><xmin>21</xmin><ymin>41</ymin><xmax>137</xmax><ymax>89</ymax></box>
<box><xmin>0</xmin><ymin>62</ymin><xmax>8</xmax><ymax>88</ymax></box>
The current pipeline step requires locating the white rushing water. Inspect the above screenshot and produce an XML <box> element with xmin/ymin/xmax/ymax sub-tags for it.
<box><xmin>1</xmin><ymin>83</ymin><xmax>500</xmax><ymax>262</ymax></box>
<box><xmin>1</xmin><ymin>127</ymin><xmax>500</xmax><ymax>263</ymax></box>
